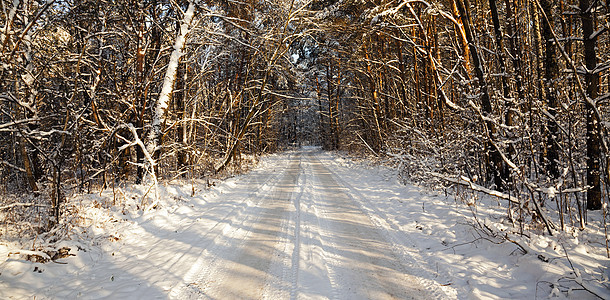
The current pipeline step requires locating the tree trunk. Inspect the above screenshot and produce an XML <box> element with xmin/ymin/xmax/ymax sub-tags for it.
<box><xmin>540</xmin><ymin>0</ymin><xmax>560</xmax><ymax>178</ymax></box>
<box><xmin>364</xmin><ymin>43</ymin><xmax>384</xmax><ymax>153</ymax></box>
<box><xmin>326</xmin><ymin>63</ymin><xmax>336</xmax><ymax>150</ymax></box>
<box><xmin>451</xmin><ymin>0</ymin><xmax>471</xmax><ymax>76</ymax></box>
<box><xmin>489</xmin><ymin>0</ymin><xmax>510</xmax><ymax>100</ymax></box>
<box><xmin>19</xmin><ymin>138</ymin><xmax>38</xmax><ymax>192</ymax></box>
<box><xmin>455</xmin><ymin>0</ymin><xmax>505</xmax><ymax>190</ymax></box>
<box><xmin>148</xmin><ymin>1</ymin><xmax>197</xmax><ymax>169</ymax></box>
<box><xmin>176</xmin><ymin>60</ymin><xmax>188</xmax><ymax>177</ymax></box>
<box><xmin>490</xmin><ymin>0</ymin><xmax>515</xmax><ymax>185</ymax></box>
<box><xmin>316</xmin><ymin>75</ymin><xmax>326</xmax><ymax>147</ymax></box>
<box><xmin>580</xmin><ymin>0</ymin><xmax>601</xmax><ymax>210</ymax></box>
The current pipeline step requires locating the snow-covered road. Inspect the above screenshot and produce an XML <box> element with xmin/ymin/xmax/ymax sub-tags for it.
<box><xmin>170</xmin><ymin>150</ymin><xmax>436</xmax><ymax>299</ymax></box>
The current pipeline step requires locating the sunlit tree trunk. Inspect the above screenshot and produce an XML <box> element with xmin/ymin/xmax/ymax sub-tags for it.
<box><xmin>455</xmin><ymin>0</ymin><xmax>505</xmax><ymax>190</ymax></box>
<box><xmin>148</xmin><ymin>1</ymin><xmax>197</xmax><ymax>171</ymax></box>
<box><xmin>451</xmin><ymin>0</ymin><xmax>471</xmax><ymax>75</ymax></box>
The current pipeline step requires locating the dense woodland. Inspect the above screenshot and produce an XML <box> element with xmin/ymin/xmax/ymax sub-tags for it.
<box><xmin>1</xmin><ymin>0</ymin><xmax>609</xmax><ymax>240</ymax></box>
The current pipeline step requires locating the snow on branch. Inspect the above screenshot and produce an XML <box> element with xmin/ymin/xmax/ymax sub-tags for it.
<box><xmin>0</xmin><ymin>117</ymin><xmax>40</xmax><ymax>130</ymax></box>
<box><xmin>0</xmin><ymin>160</ymin><xmax>26</xmax><ymax>172</ymax></box>
<box><xmin>589</xmin><ymin>26</ymin><xmax>608</xmax><ymax>40</ymax></box>
<box><xmin>118</xmin><ymin>123</ymin><xmax>159</xmax><ymax>209</ymax></box>
<box><xmin>428</xmin><ymin>172</ymin><xmax>520</xmax><ymax>204</ymax></box>
<box><xmin>0</xmin><ymin>202</ymin><xmax>49</xmax><ymax>211</ymax></box>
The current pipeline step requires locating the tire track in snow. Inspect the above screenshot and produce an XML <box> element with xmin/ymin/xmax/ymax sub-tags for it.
<box><xmin>301</xmin><ymin>153</ymin><xmax>342</xmax><ymax>300</ymax></box>
<box><xmin>289</xmin><ymin>159</ymin><xmax>304</xmax><ymax>298</ymax></box>
<box><xmin>169</xmin><ymin>154</ymin><xmax>298</xmax><ymax>299</ymax></box>
<box><xmin>312</xmin><ymin>151</ymin><xmax>462</xmax><ymax>299</ymax></box>
<box><xmin>261</xmin><ymin>154</ymin><xmax>304</xmax><ymax>299</ymax></box>
<box><xmin>206</xmin><ymin>155</ymin><xmax>299</xmax><ymax>299</ymax></box>
<box><xmin>177</xmin><ymin>154</ymin><xmax>300</xmax><ymax>299</ymax></box>
<box><xmin>101</xmin><ymin>156</ymin><xmax>289</xmax><ymax>298</ymax></box>
<box><xmin>283</xmin><ymin>154</ymin><xmax>339</xmax><ymax>300</ymax></box>
<box><xmin>306</xmin><ymin>151</ymin><xmax>436</xmax><ymax>299</ymax></box>
<box><xmin>308</xmin><ymin>200</ymin><xmax>342</xmax><ymax>300</ymax></box>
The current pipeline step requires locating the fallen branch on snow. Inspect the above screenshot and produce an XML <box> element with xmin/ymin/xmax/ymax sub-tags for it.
<box><xmin>8</xmin><ymin>247</ymin><xmax>73</xmax><ymax>264</ymax></box>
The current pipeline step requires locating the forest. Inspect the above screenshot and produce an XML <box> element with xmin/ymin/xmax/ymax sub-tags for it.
<box><xmin>1</xmin><ymin>0</ymin><xmax>609</xmax><ymax>245</ymax></box>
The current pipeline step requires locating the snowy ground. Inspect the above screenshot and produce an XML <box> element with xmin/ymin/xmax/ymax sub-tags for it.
<box><xmin>1</xmin><ymin>148</ymin><xmax>609</xmax><ymax>299</ymax></box>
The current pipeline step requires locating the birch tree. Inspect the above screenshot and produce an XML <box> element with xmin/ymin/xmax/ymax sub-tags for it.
<box><xmin>147</xmin><ymin>1</ymin><xmax>198</xmax><ymax>169</ymax></box>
